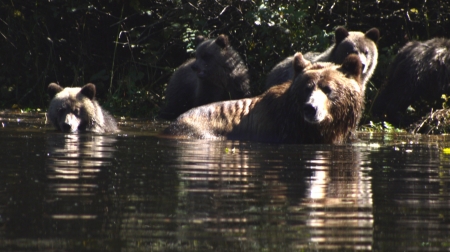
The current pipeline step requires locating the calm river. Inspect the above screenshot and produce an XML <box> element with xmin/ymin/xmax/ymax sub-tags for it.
<box><xmin>1</xmin><ymin>111</ymin><xmax>450</xmax><ymax>251</ymax></box>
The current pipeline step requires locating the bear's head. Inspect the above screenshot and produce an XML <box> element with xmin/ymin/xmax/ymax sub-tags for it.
<box><xmin>47</xmin><ymin>83</ymin><xmax>101</xmax><ymax>133</ymax></box>
<box><xmin>332</xmin><ymin>27</ymin><xmax>379</xmax><ymax>77</ymax></box>
<box><xmin>290</xmin><ymin>52</ymin><xmax>363</xmax><ymax>126</ymax></box>
<box><xmin>191</xmin><ymin>34</ymin><xmax>241</xmax><ymax>84</ymax></box>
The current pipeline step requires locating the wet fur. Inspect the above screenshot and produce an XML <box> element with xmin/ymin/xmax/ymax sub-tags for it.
<box><xmin>47</xmin><ymin>83</ymin><xmax>118</xmax><ymax>133</ymax></box>
<box><xmin>372</xmin><ymin>38</ymin><xmax>450</xmax><ymax>126</ymax></box>
<box><xmin>159</xmin><ymin>34</ymin><xmax>251</xmax><ymax>120</ymax></box>
<box><xmin>164</xmin><ymin>53</ymin><xmax>364</xmax><ymax>144</ymax></box>
<box><xmin>265</xmin><ymin>27</ymin><xmax>379</xmax><ymax>94</ymax></box>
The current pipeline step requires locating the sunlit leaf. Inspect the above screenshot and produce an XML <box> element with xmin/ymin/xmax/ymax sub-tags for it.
<box><xmin>443</xmin><ymin>148</ymin><xmax>450</xmax><ymax>155</ymax></box>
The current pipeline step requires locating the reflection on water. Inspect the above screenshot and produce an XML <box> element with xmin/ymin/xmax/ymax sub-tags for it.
<box><xmin>157</xmin><ymin>140</ymin><xmax>307</xmax><ymax>251</ymax></box>
<box><xmin>45</xmin><ymin>134</ymin><xmax>117</xmax><ymax>221</ymax></box>
<box><xmin>303</xmin><ymin>147</ymin><xmax>373</xmax><ymax>250</ymax></box>
<box><xmin>170</xmin><ymin>143</ymin><xmax>373</xmax><ymax>251</ymax></box>
<box><xmin>1</xmin><ymin>113</ymin><xmax>450</xmax><ymax>251</ymax></box>
<box><xmin>369</xmin><ymin>135</ymin><xmax>450</xmax><ymax>251</ymax></box>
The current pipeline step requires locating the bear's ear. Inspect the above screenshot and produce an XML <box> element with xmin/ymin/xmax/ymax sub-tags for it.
<box><xmin>215</xmin><ymin>34</ymin><xmax>230</xmax><ymax>48</ymax></box>
<box><xmin>341</xmin><ymin>54</ymin><xmax>362</xmax><ymax>82</ymax></box>
<box><xmin>48</xmin><ymin>83</ymin><xmax>64</xmax><ymax>99</ymax></box>
<box><xmin>80</xmin><ymin>83</ymin><xmax>96</xmax><ymax>100</ymax></box>
<box><xmin>293</xmin><ymin>52</ymin><xmax>312</xmax><ymax>76</ymax></box>
<box><xmin>365</xmin><ymin>28</ymin><xmax>380</xmax><ymax>43</ymax></box>
<box><xmin>194</xmin><ymin>35</ymin><xmax>206</xmax><ymax>47</ymax></box>
<box><xmin>334</xmin><ymin>27</ymin><xmax>350</xmax><ymax>44</ymax></box>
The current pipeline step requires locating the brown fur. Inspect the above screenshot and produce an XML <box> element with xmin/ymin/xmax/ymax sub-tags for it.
<box><xmin>47</xmin><ymin>83</ymin><xmax>118</xmax><ymax>133</ymax></box>
<box><xmin>159</xmin><ymin>34</ymin><xmax>251</xmax><ymax>120</ymax></box>
<box><xmin>164</xmin><ymin>53</ymin><xmax>364</xmax><ymax>144</ymax></box>
<box><xmin>265</xmin><ymin>27</ymin><xmax>379</xmax><ymax>94</ymax></box>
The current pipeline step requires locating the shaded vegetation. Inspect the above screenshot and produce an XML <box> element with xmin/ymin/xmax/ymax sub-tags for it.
<box><xmin>410</xmin><ymin>108</ymin><xmax>450</xmax><ymax>134</ymax></box>
<box><xmin>1</xmin><ymin>0</ymin><xmax>449</xmax><ymax>123</ymax></box>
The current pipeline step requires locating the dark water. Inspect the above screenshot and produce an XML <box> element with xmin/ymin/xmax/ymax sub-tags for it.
<box><xmin>1</xmin><ymin>112</ymin><xmax>450</xmax><ymax>251</ymax></box>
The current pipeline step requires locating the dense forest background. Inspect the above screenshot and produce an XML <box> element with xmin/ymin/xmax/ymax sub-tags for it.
<box><xmin>0</xmin><ymin>0</ymin><xmax>449</xmax><ymax>119</ymax></box>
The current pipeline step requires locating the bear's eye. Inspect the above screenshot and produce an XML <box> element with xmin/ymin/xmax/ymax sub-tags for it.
<box><xmin>348</xmin><ymin>49</ymin><xmax>358</xmax><ymax>56</ymax></box>
<box><xmin>321</xmin><ymin>86</ymin><xmax>332</xmax><ymax>95</ymax></box>
<box><xmin>303</xmin><ymin>83</ymin><xmax>314</xmax><ymax>93</ymax></box>
<box><xmin>73</xmin><ymin>108</ymin><xmax>80</xmax><ymax>115</ymax></box>
<box><xmin>364</xmin><ymin>49</ymin><xmax>369</xmax><ymax>55</ymax></box>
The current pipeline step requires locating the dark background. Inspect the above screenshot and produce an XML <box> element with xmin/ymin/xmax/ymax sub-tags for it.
<box><xmin>0</xmin><ymin>0</ymin><xmax>449</xmax><ymax>119</ymax></box>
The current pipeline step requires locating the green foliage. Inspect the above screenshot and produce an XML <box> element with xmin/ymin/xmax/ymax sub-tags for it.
<box><xmin>442</xmin><ymin>94</ymin><xmax>450</xmax><ymax>109</ymax></box>
<box><xmin>360</xmin><ymin>121</ymin><xmax>404</xmax><ymax>133</ymax></box>
<box><xmin>0</xmin><ymin>0</ymin><xmax>449</xmax><ymax>119</ymax></box>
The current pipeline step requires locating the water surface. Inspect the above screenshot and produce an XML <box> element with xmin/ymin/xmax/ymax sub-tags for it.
<box><xmin>1</xmin><ymin>112</ymin><xmax>450</xmax><ymax>251</ymax></box>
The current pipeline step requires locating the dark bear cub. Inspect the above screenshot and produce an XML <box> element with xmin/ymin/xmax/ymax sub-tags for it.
<box><xmin>372</xmin><ymin>37</ymin><xmax>450</xmax><ymax>126</ymax></box>
<box><xmin>163</xmin><ymin>53</ymin><xmax>364</xmax><ymax>144</ymax></box>
<box><xmin>265</xmin><ymin>27</ymin><xmax>379</xmax><ymax>94</ymax></box>
<box><xmin>159</xmin><ymin>34</ymin><xmax>251</xmax><ymax>120</ymax></box>
<box><xmin>47</xmin><ymin>83</ymin><xmax>118</xmax><ymax>133</ymax></box>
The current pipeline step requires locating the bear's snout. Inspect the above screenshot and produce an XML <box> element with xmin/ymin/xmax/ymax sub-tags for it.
<box><xmin>61</xmin><ymin>122</ymin><xmax>72</xmax><ymax>132</ymax></box>
<box><xmin>303</xmin><ymin>101</ymin><xmax>330</xmax><ymax>124</ymax></box>
<box><xmin>303</xmin><ymin>104</ymin><xmax>317</xmax><ymax>122</ymax></box>
<box><xmin>302</xmin><ymin>88</ymin><xmax>330</xmax><ymax>124</ymax></box>
<box><xmin>358</xmin><ymin>54</ymin><xmax>367</xmax><ymax>73</ymax></box>
<box><xmin>61</xmin><ymin>113</ymin><xmax>82</xmax><ymax>132</ymax></box>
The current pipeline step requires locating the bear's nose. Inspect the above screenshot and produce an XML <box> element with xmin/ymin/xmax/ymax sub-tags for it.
<box><xmin>61</xmin><ymin>123</ymin><xmax>72</xmax><ymax>132</ymax></box>
<box><xmin>303</xmin><ymin>104</ymin><xmax>316</xmax><ymax>119</ymax></box>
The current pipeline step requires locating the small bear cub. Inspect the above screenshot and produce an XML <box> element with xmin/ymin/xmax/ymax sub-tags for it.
<box><xmin>47</xmin><ymin>83</ymin><xmax>118</xmax><ymax>133</ymax></box>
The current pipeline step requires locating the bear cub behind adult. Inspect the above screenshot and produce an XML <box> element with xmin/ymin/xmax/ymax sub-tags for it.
<box><xmin>164</xmin><ymin>53</ymin><xmax>364</xmax><ymax>144</ymax></box>
<box><xmin>265</xmin><ymin>26</ymin><xmax>379</xmax><ymax>94</ymax></box>
<box><xmin>47</xmin><ymin>83</ymin><xmax>118</xmax><ymax>133</ymax></box>
<box><xmin>159</xmin><ymin>34</ymin><xmax>251</xmax><ymax>120</ymax></box>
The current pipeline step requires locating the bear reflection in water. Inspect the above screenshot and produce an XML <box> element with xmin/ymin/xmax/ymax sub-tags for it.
<box><xmin>164</xmin><ymin>53</ymin><xmax>364</xmax><ymax>144</ymax></box>
<box><xmin>45</xmin><ymin>133</ymin><xmax>117</xmax><ymax>220</ymax></box>
<box><xmin>171</xmin><ymin>140</ymin><xmax>372</xmax><ymax>250</ymax></box>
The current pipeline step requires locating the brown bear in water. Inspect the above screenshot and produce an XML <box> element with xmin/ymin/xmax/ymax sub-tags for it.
<box><xmin>159</xmin><ymin>34</ymin><xmax>251</xmax><ymax>120</ymax></box>
<box><xmin>265</xmin><ymin>27</ymin><xmax>379</xmax><ymax>94</ymax></box>
<box><xmin>47</xmin><ymin>83</ymin><xmax>118</xmax><ymax>133</ymax></box>
<box><xmin>372</xmin><ymin>38</ymin><xmax>450</xmax><ymax>126</ymax></box>
<box><xmin>163</xmin><ymin>53</ymin><xmax>364</xmax><ymax>144</ymax></box>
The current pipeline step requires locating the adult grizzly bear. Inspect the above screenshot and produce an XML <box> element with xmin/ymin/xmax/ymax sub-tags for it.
<box><xmin>265</xmin><ymin>27</ymin><xmax>379</xmax><ymax>94</ymax></box>
<box><xmin>47</xmin><ymin>83</ymin><xmax>118</xmax><ymax>133</ymax></box>
<box><xmin>163</xmin><ymin>53</ymin><xmax>364</xmax><ymax>144</ymax></box>
<box><xmin>372</xmin><ymin>38</ymin><xmax>450</xmax><ymax>126</ymax></box>
<box><xmin>159</xmin><ymin>34</ymin><xmax>251</xmax><ymax>120</ymax></box>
